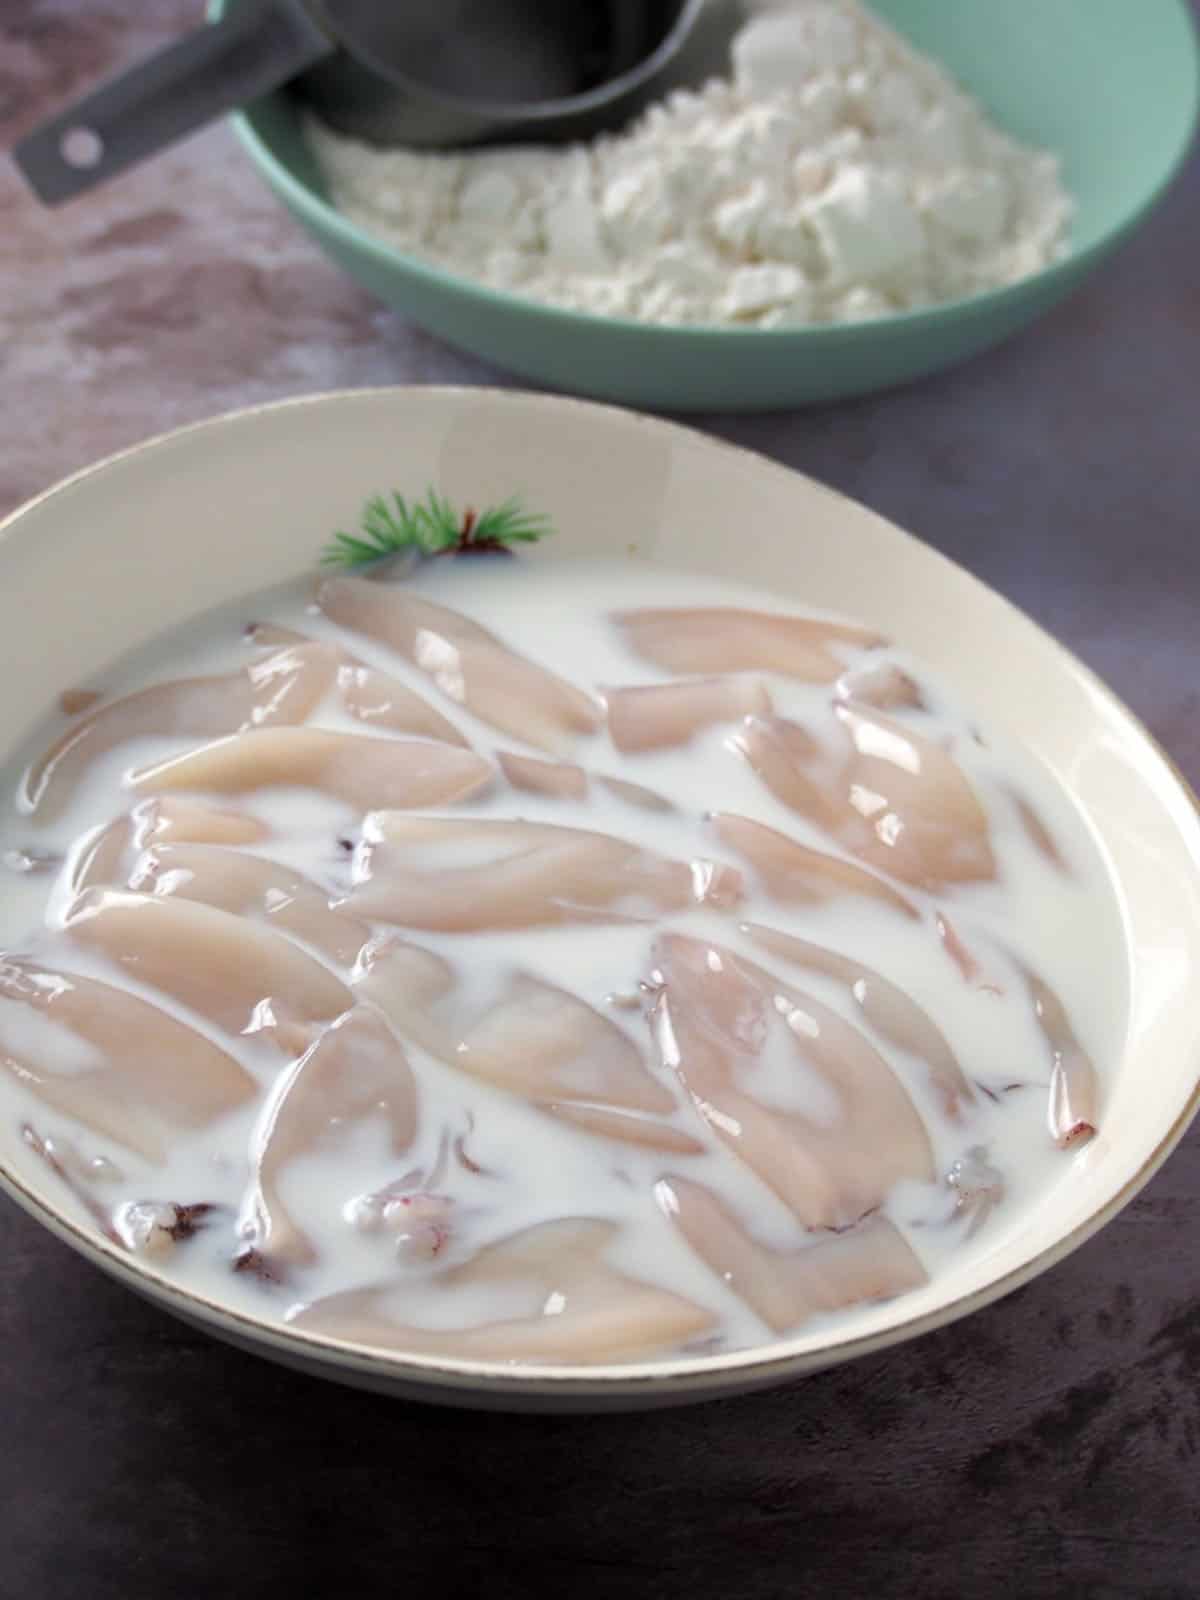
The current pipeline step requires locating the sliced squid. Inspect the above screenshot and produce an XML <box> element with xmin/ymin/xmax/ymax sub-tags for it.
<box><xmin>946</xmin><ymin>1147</ymin><xmax>1005</xmax><ymax>1236</ymax></box>
<box><xmin>337</xmin><ymin>661</ymin><xmax>468</xmax><ymax>746</ymax></box>
<box><xmin>68</xmin><ymin>817</ymin><xmax>134</xmax><ymax>894</ymax></box>
<box><xmin>458</xmin><ymin>973</ymin><xmax>677</xmax><ymax>1115</ymax></box>
<box><xmin>547</xmin><ymin>1103</ymin><xmax>705</xmax><ymax>1154</ymax></box>
<box><xmin>352</xmin><ymin>938</ymin><xmax>458</xmax><ymax>1061</ymax></box>
<box><xmin>597</xmin><ymin>776</ymin><xmax>674</xmax><ymax>813</ymax></box>
<box><xmin>498</xmin><ymin>751</ymin><xmax>588</xmax><ymax>800</ymax></box>
<box><xmin>0</xmin><ymin>960</ymin><xmax>255</xmax><ymax>1162</ymax></box>
<box><xmin>1025</xmin><ymin>969</ymin><xmax>1097</xmax><ymax>1146</ymax></box>
<box><xmin>498</xmin><ymin>754</ymin><xmax>672</xmax><ymax>813</ymax></box>
<box><xmin>728</xmin><ymin>716</ymin><xmax>836</xmax><ymax>824</ymax></box>
<box><xmin>604</xmin><ymin>678</ymin><xmax>771</xmax><ymax>754</ymax></box>
<box><xmin>248</xmin><ymin>620</ymin><xmax>471</xmax><ymax>747</ymax></box>
<box><xmin>21</xmin><ymin>1123</ymin><xmax>124</xmax><ymax>1244</ymax></box>
<box><xmin>739</xmin><ymin>923</ymin><xmax>973</xmax><ymax>1119</ymax></box>
<box><xmin>733</xmin><ymin>702</ymin><xmax>996</xmax><ymax>887</ymax></box>
<box><xmin>58</xmin><ymin>689</ymin><xmax>103</xmax><ymax>717</ymax></box>
<box><xmin>350</xmin><ymin>814</ymin><xmax>741</xmax><ymax>930</ymax></box>
<box><xmin>613</xmin><ymin>606</ymin><xmax>884</xmax><ymax>681</ymax></box>
<box><xmin>243</xmin><ymin>1006</ymin><xmax>417</xmax><ymax>1264</ymax></box>
<box><xmin>245</xmin><ymin>621</ymin><xmax>309</xmax><ymax>649</ymax></box>
<box><xmin>319</xmin><ymin>576</ymin><xmax>600</xmax><ymax>753</ymax></box>
<box><xmin>835</xmin><ymin>661</ymin><xmax>926</xmax><ymax>710</ymax></box>
<box><xmin>290</xmin><ymin>1218</ymin><xmax>715</xmax><ymax>1362</ymax></box>
<box><xmin>128</xmin><ymin>843</ymin><xmax>370</xmax><ymax>967</ymax></box>
<box><xmin>319</xmin><ymin>578</ymin><xmax>500</xmax><ymax>657</ymax></box>
<box><xmin>659</xmin><ymin>1177</ymin><xmax>927</xmax><ymax>1332</ymax></box>
<box><xmin>933</xmin><ymin>912</ymin><xmax>984</xmax><ymax>988</ymax></box>
<box><xmin>833</xmin><ymin>703</ymin><xmax>996</xmax><ymax>885</ymax></box>
<box><xmin>22</xmin><ymin>642</ymin><xmax>339</xmax><ymax>819</ymax></box>
<box><xmin>63</xmin><ymin>889</ymin><xmax>351</xmax><ymax>1035</ymax></box>
<box><xmin>646</xmin><ymin>934</ymin><xmax>934</xmax><ymax>1228</ymax></box>
<box><xmin>1010</xmin><ymin>788</ymin><xmax>1068</xmax><ymax>871</ymax></box>
<box><xmin>357</xmin><ymin>949</ymin><xmax>696</xmax><ymax>1153</ymax></box>
<box><xmin>131</xmin><ymin>796</ymin><xmax>272</xmax><ymax>848</ymax></box>
<box><xmin>131</xmin><ymin>728</ymin><xmax>492</xmax><ymax>811</ymax></box>
<box><xmin>710</xmin><ymin>814</ymin><xmax>917</xmax><ymax>919</ymax></box>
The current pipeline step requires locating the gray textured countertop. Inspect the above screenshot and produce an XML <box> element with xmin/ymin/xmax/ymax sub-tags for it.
<box><xmin>1</xmin><ymin>5</ymin><xmax>1198</xmax><ymax>1596</ymax></box>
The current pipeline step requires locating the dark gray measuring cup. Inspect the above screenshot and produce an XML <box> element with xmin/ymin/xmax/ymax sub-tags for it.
<box><xmin>14</xmin><ymin>0</ymin><xmax>708</xmax><ymax>207</ymax></box>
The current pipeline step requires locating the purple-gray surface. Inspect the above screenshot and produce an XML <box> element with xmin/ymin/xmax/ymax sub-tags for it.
<box><xmin>1</xmin><ymin>5</ymin><xmax>1197</xmax><ymax>1597</ymax></box>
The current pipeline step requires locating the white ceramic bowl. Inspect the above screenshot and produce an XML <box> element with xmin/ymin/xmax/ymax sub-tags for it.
<box><xmin>2</xmin><ymin>389</ymin><xmax>1198</xmax><ymax>1411</ymax></box>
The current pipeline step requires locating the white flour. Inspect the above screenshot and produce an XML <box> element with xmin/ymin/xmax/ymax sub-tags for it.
<box><xmin>306</xmin><ymin>0</ymin><xmax>1072</xmax><ymax>328</ymax></box>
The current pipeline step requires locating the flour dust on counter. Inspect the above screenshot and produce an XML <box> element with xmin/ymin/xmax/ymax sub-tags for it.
<box><xmin>0</xmin><ymin>553</ymin><xmax>1124</xmax><ymax>1365</ymax></box>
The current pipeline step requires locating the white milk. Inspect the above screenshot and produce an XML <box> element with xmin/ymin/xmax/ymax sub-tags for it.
<box><xmin>0</xmin><ymin>557</ymin><xmax>1127</xmax><ymax>1359</ymax></box>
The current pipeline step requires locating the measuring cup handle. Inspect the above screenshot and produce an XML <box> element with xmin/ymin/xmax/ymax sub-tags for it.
<box><xmin>12</xmin><ymin>0</ymin><xmax>334</xmax><ymax>206</ymax></box>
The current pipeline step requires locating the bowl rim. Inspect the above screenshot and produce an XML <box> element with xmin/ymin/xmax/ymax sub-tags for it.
<box><xmin>223</xmin><ymin>0</ymin><xmax>1200</xmax><ymax>344</ymax></box>
<box><xmin>2</xmin><ymin>384</ymin><xmax>1199</xmax><ymax>1401</ymax></box>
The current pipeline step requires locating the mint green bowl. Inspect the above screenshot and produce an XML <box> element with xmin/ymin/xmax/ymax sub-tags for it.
<box><xmin>226</xmin><ymin>0</ymin><xmax>1199</xmax><ymax>411</ymax></box>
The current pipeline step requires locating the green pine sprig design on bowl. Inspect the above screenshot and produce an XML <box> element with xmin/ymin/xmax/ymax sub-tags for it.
<box><xmin>321</xmin><ymin>489</ymin><xmax>553</xmax><ymax>569</ymax></box>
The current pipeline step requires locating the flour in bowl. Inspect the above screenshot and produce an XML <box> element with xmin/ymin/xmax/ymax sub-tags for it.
<box><xmin>306</xmin><ymin>0</ymin><xmax>1072</xmax><ymax>327</ymax></box>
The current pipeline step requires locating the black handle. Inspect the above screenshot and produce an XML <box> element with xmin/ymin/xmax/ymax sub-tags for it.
<box><xmin>12</xmin><ymin>0</ymin><xmax>335</xmax><ymax>206</ymax></box>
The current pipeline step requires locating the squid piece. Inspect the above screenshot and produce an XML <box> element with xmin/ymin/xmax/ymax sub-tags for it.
<box><xmin>738</xmin><ymin>923</ymin><xmax>973</xmax><ymax>1119</ymax></box>
<box><xmin>63</xmin><ymin>889</ymin><xmax>351</xmax><ymax>1035</ymax></box>
<box><xmin>319</xmin><ymin>576</ymin><xmax>601</xmax><ymax>753</ymax></box>
<box><xmin>934</xmin><ymin>912</ymin><xmax>1004</xmax><ymax>996</ymax></box>
<box><xmin>21</xmin><ymin>1123</ymin><xmax>124</xmax><ymax>1244</ymax></box>
<box><xmin>1010</xmin><ymin>788</ymin><xmax>1068</xmax><ymax>872</ymax></box>
<box><xmin>245</xmin><ymin>621</ymin><xmax>309</xmax><ymax>649</ymax></box>
<box><xmin>604</xmin><ymin>678</ymin><xmax>771</xmax><ymax>754</ymax></box>
<box><xmin>352</xmin><ymin>938</ymin><xmax>458</xmax><ymax>1062</ymax></box>
<box><xmin>357</xmin><ymin>948</ymin><xmax>697</xmax><ymax>1153</ymax></box>
<box><xmin>498</xmin><ymin>751</ymin><xmax>588</xmax><ymax>801</ymax></box>
<box><xmin>646</xmin><ymin>934</ymin><xmax>934</xmax><ymax>1228</ymax></box>
<box><xmin>546</xmin><ymin>1103</ymin><xmax>705</xmax><ymax>1155</ymax></box>
<box><xmin>59</xmin><ymin>689</ymin><xmax>103</xmax><ymax>716</ymax></box>
<box><xmin>597</xmin><ymin>776</ymin><xmax>674</xmax><ymax>813</ymax></box>
<box><xmin>337</xmin><ymin>661</ymin><xmax>469</xmax><ymax>746</ymax></box>
<box><xmin>246</xmin><ymin>620</ymin><xmax>470</xmax><ymax>746</ymax></box>
<box><xmin>710</xmin><ymin>814</ymin><xmax>917</xmax><ymax>919</ymax></box>
<box><xmin>833</xmin><ymin>702</ymin><xmax>996</xmax><ymax>885</ymax></box>
<box><xmin>0</xmin><ymin>960</ymin><xmax>255</xmax><ymax>1162</ymax></box>
<box><xmin>68</xmin><ymin>817</ymin><xmax>134</xmax><ymax>894</ymax></box>
<box><xmin>289</xmin><ymin>1218</ymin><xmax>715</xmax><ymax>1363</ymax></box>
<box><xmin>243</xmin><ymin>1006</ymin><xmax>417</xmax><ymax>1264</ymax></box>
<box><xmin>613</xmin><ymin>606</ymin><xmax>884</xmax><ymax>681</ymax></box>
<box><xmin>22</xmin><ymin>642</ymin><xmax>339</xmax><ymax>819</ymax></box>
<box><xmin>131</xmin><ymin>796</ymin><xmax>271</xmax><ymax>848</ymax></box>
<box><xmin>130</xmin><ymin>728</ymin><xmax>493</xmax><ymax>811</ymax></box>
<box><xmin>458</xmin><ymin>974</ymin><xmax>679</xmax><ymax>1116</ymax></box>
<box><xmin>128</xmin><ymin>843</ymin><xmax>370</xmax><ymax>967</ymax></box>
<box><xmin>732</xmin><ymin>702</ymin><xmax>996</xmax><ymax>887</ymax></box>
<box><xmin>1025</xmin><ymin>969</ymin><xmax>1098</xmax><ymax>1147</ymax></box>
<box><xmin>498</xmin><ymin>754</ymin><xmax>672</xmax><ymax>813</ymax></box>
<box><xmin>659</xmin><ymin>1178</ymin><xmax>927</xmax><ymax>1332</ymax></box>
<box><xmin>946</xmin><ymin>1147</ymin><xmax>1005</xmax><ymax>1237</ymax></box>
<box><xmin>936</xmin><ymin>911</ymin><xmax>983</xmax><ymax>983</ymax></box>
<box><xmin>349</xmin><ymin>814</ymin><xmax>741</xmax><ymax>930</ymax></box>
<box><xmin>728</xmin><ymin>715</ymin><xmax>835</xmax><ymax>823</ymax></box>
<box><xmin>834</xmin><ymin>661</ymin><xmax>925</xmax><ymax>710</ymax></box>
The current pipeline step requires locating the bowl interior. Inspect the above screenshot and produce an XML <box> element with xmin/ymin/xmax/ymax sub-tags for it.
<box><xmin>237</xmin><ymin>0</ymin><xmax>1199</xmax><ymax>283</ymax></box>
<box><xmin>1</xmin><ymin>388</ymin><xmax>1199</xmax><ymax>1401</ymax></box>
<box><xmin>870</xmin><ymin>0</ymin><xmax>1199</xmax><ymax>254</ymax></box>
